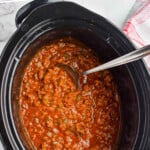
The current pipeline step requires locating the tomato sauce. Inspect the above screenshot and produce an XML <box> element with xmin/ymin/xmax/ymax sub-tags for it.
<box><xmin>19</xmin><ymin>38</ymin><xmax>120</xmax><ymax>150</ymax></box>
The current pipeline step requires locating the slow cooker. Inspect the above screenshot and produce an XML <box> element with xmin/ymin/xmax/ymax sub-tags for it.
<box><xmin>0</xmin><ymin>0</ymin><xmax>150</xmax><ymax>149</ymax></box>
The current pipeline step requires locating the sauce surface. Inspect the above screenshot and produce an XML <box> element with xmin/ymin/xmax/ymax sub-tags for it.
<box><xmin>19</xmin><ymin>38</ymin><xmax>120</xmax><ymax>150</ymax></box>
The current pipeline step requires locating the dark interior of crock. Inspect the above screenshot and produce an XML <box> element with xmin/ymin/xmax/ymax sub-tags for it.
<box><xmin>12</xmin><ymin>28</ymin><xmax>138</xmax><ymax>150</ymax></box>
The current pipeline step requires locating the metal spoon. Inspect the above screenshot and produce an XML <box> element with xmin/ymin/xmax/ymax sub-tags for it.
<box><xmin>56</xmin><ymin>45</ymin><xmax>150</xmax><ymax>89</ymax></box>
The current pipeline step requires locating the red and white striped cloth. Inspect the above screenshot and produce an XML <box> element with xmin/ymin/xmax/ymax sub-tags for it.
<box><xmin>123</xmin><ymin>0</ymin><xmax>150</xmax><ymax>71</ymax></box>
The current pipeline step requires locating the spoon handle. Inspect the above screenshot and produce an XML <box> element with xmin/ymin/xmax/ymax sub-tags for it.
<box><xmin>83</xmin><ymin>45</ymin><xmax>150</xmax><ymax>75</ymax></box>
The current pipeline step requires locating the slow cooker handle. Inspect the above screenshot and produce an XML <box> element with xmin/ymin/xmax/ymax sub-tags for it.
<box><xmin>15</xmin><ymin>0</ymin><xmax>58</xmax><ymax>28</ymax></box>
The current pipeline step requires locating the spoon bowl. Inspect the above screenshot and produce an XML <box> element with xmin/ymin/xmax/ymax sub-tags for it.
<box><xmin>55</xmin><ymin>63</ymin><xmax>80</xmax><ymax>89</ymax></box>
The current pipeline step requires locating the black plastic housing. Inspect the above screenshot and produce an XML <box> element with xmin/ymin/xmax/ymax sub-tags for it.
<box><xmin>0</xmin><ymin>1</ymin><xmax>149</xmax><ymax>150</ymax></box>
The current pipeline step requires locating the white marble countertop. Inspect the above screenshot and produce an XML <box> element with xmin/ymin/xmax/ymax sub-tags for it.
<box><xmin>0</xmin><ymin>0</ymin><xmax>136</xmax><ymax>53</ymax></box>
<box><xmin>0</xmin><ymin>0</ymin><xmax>136</xmax><ymax>149</ymax></box>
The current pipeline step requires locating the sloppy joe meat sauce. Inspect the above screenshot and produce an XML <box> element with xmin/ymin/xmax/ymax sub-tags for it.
<box><xmin>19</xmin><ymin>38</ymin><xmax>120</xmax><ymax>150</ymax></box>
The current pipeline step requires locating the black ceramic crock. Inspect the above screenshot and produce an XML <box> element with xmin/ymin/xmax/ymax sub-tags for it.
<box><xmin>0</xmin><ymin>1</ymin><xmax>150</xmax><ymax>150</ymax></box>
